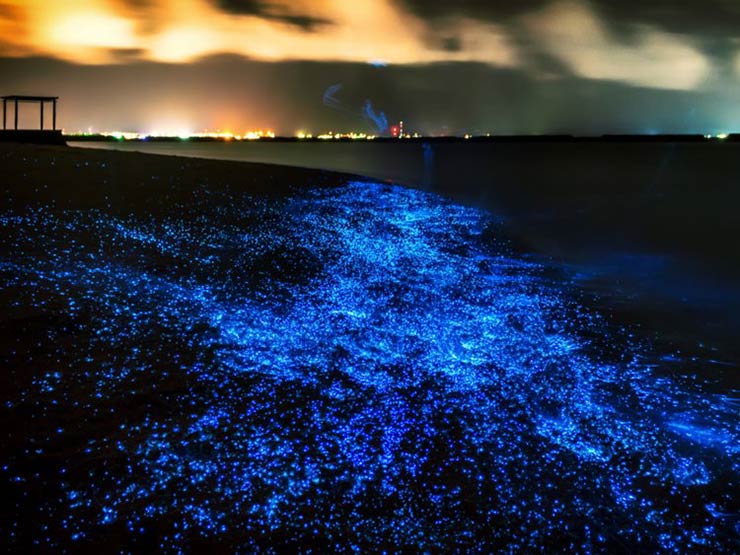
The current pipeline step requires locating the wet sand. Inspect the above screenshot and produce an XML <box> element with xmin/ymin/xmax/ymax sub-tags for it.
<box><xmin>2</xmin><ymin>143</ymin><xmax>355</xmax><ymax>215</ymax></box>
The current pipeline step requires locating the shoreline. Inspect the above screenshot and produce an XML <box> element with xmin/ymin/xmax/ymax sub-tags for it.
<box><xmin>69</xmin><ymin>140</ymin><xmax>740</xmax><ymax>274</ymax></box>
<box><xmin>70</xmin><ymin>138</ymin><xmax>740</xmax><ymax>303</ymax></box>
<box><xmin>2</xmin><ymin>143</ymin><xmax>364</xmax><ymax>212</ymax></box>
<box><xmin>4</xmin><ymin>141</ymin><xmax>740</xmax><ymax>351</ymax></box>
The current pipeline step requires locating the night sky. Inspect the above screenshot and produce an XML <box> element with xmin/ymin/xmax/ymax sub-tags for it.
<box><xmin>2</xmin><ymin>0</ymin><xmax>740</xmax><ymax>134</ymax></box>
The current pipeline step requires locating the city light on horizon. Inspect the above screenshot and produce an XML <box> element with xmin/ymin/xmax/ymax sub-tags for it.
<box><xmin>66</xmin><ymin>126</ymin><xmax>738</xmax><ymax>141</ymax></box>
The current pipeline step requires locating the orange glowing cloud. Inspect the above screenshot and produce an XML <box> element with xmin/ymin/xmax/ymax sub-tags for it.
<box><xmin>0</xmin><ymin>0</ymin><xmax>714</xmax><ymax>91</ymax></box>
<box><xmin>0</xmin><ymin>0</ymin><xmax>517</xmax><ymax>66</ymax></box>
<box><xmin>524</xmin><ymin>1</ymin><xmax>710</xmax><ymax>91</ymax></box>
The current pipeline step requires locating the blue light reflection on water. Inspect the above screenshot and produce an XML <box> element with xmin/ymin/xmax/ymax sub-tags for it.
<box><xmin>1</xmin><ymin>181</ymin><xmax>738</xmax><ymax>552</ymax></box>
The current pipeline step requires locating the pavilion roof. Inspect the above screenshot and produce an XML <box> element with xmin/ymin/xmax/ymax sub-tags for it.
<box><xmin>2</xmin><ymin>96</ymin><xmax>59</xmax><ymax>101</ymax></box>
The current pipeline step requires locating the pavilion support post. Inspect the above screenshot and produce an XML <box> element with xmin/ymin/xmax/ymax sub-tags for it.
<box><xmin>14</xmin><ymin>99</ymin><xmax>18</xmax><ymax>130</ymax></box>
<box><xmin>40</xmin><ymin>101</ymin><xmax>44</xmax><ymax>130</ymax></box>
<box><xmin>52</xmin><ymin>100</ymin><xmax>56</xmax><ymax>130</ymax></box>
<box><xmin>2</xmin><ymin>99</ymin><xmax>5</xmax><ymax>130</ymax></box>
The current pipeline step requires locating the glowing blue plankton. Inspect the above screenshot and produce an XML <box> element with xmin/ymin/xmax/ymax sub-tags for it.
<box><xmin>1</xmin><ymin>181</ymin><xmax>738</xmax><ymax>553</ymax></box>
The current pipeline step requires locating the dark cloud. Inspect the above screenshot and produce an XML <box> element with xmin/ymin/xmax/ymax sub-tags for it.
<box><xmin>397</xmin><ymin>0</ymin><xmax>740</xmax><ymax>38</ymax></box>
<box><xmin>108</xmin><ymin>48</ymin><xmax>148</xmax><ymax>63</ymax></box>
<box><xmin>0</xmin><ymin>1</ymin><xmax>25</xmax><ymax>31</ymax></box>
<box><xmin>441</xmin><ymin>37</ymin><xmax>462</xmax><ymax>53</ymax></box>
<box><xmin>395</xmin><ymin>1</ymin><xmax>547</xmax><ymax>23</ymax></box>
<box><xmin>215</xmin><ymin>1</ymin><xmax>332</xmax><ymax>31</ymax></box>
<box><xmin>0</xmin><ymin>3</ymin><xmax>21</xmax><ymax>20</ymax></box>
<box><xmin>397</xmin><ymin>0</ymin><xmax>740</xmax><ymax>78</ymax></box>
<box><xmin>114</xmin><ymin>0</ymin><xmax>156</xmax><ymax>7</ymax></box>
<box><xmin>112</xmin><ymin>0</ymin><xmax>168</xmax><ymax>35</ymax></box>
<box><xmin>1</xmin><ymin>55</ymin><xmax>737</xmax><ymax>135</ymax></box>
<box><xmin>593</xmin><ymin>0</ymin><xmax>740</xmax><ymax>37</ymax></box>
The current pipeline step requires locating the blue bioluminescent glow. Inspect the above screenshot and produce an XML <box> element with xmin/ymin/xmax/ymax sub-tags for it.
<box><xmin>322</xmin><ymin>84</ymin><xmax>389</xmax><ymax>136</ymax></box>
<box><xmin>362</xmin><ymin>100</ymin><xmax>389</xmax><ymax>135</ymax></box>
<box><xmin>1</xmin><ymin>181</ymin><xmax>738</xmax><ymax>553</ymax></box>
<box><xmin>322</xmin><ymin>83</ymin><xmax>345</xmax><ymax>111</ymax></box>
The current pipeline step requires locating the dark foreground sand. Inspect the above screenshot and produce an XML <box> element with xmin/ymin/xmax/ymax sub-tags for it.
<box><xmin>1</xmin><ymin>143</ymin><xmax>738</xmax><ymax>553</ymax></box>
<box><xmin>2</xmin><ymin>143</ymin><xmax>355</xmax><ymax>215</ymax></box>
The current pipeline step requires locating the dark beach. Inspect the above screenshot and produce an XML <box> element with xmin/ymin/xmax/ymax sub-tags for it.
<box><xmin>1</xmin><ymin>143</ymin><xmax>738</xmax><ymax>553</ymax></box>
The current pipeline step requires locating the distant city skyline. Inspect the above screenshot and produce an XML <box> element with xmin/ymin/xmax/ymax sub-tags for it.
<box><xmin>2</xmin><ymin>1</ymin><xmax>740</xmax><ymax>134</ymax></box>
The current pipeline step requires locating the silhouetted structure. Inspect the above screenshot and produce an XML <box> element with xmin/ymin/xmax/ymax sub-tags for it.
<box><xmin>2</xmin><ymin>95</ymin><xmax>59</xmax><ymax>130</ymax></box>
<box><xmin>0</xmin><ymin>95</ymin><xmax>65</xmax><ymax>145</ymax></box>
